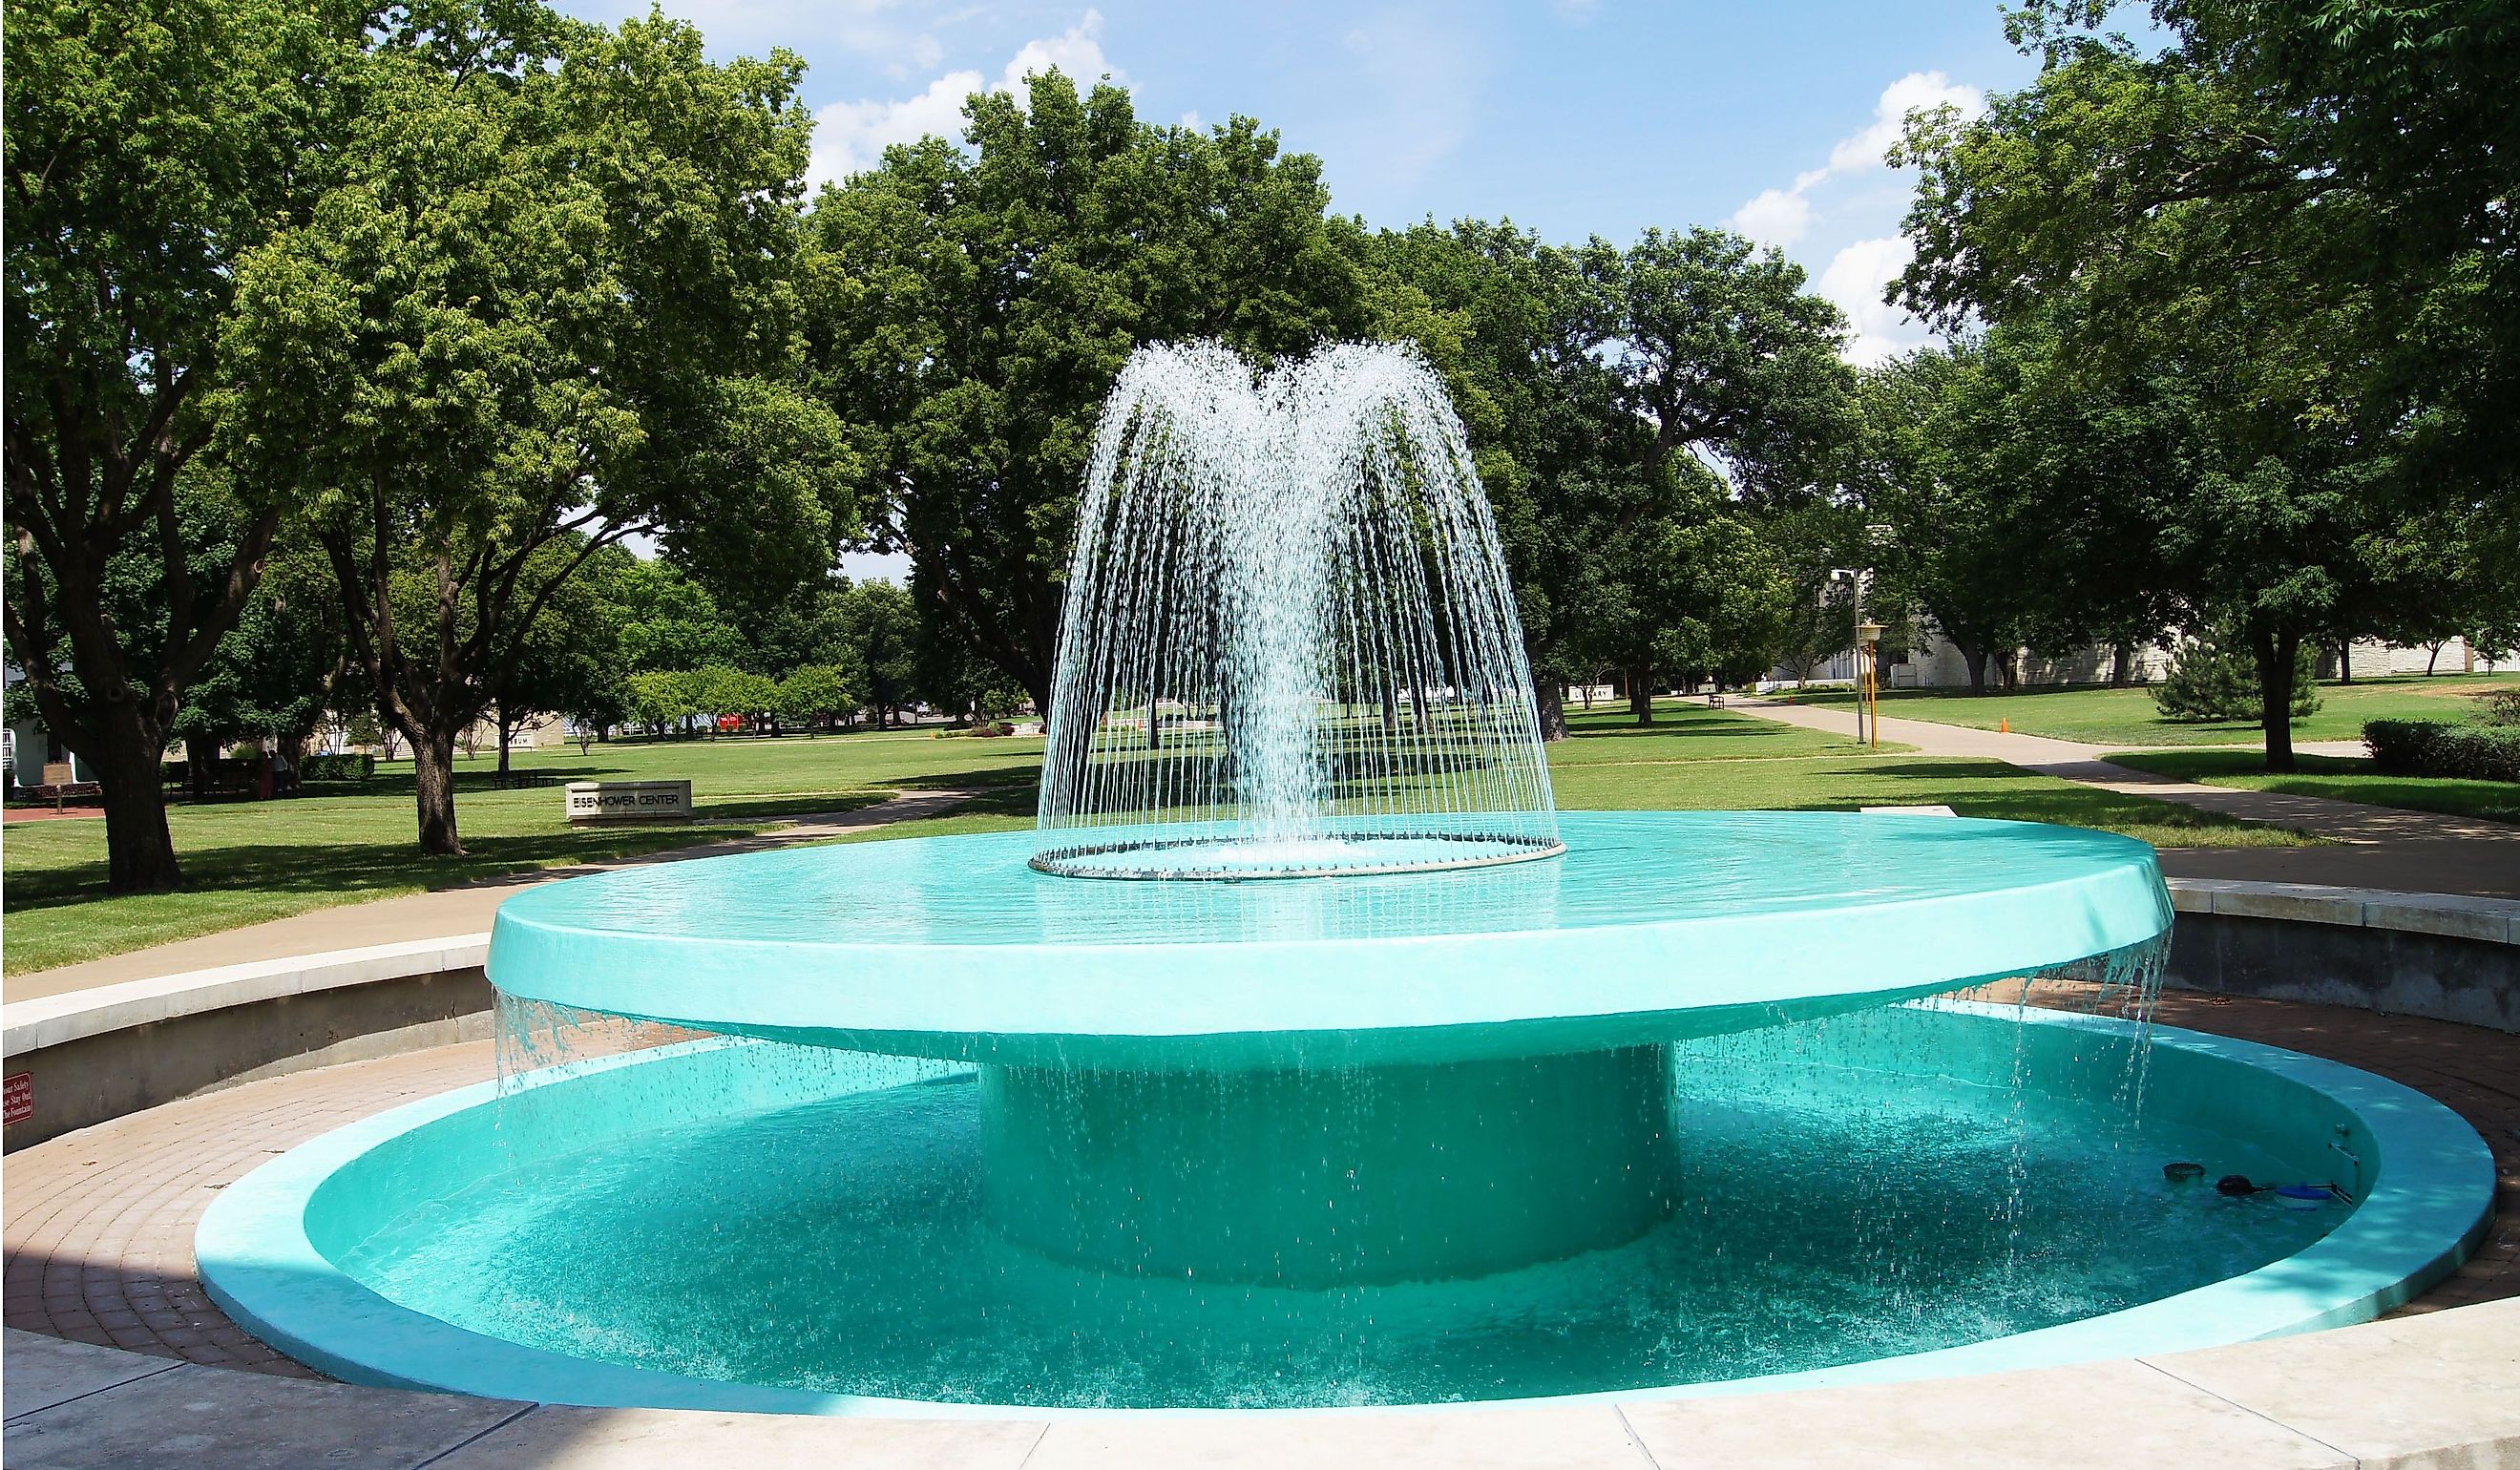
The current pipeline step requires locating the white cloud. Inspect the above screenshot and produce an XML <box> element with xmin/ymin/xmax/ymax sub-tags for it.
<box><xmin>1724</xmin><ymin>73</ymin><xmax>1982</xmax><ymax>245</ymax></box>
<box><xmin>1825</xmin><ymin>71</ymin><xmax>1982</xmax><ymax>176</ymax></box>
<box><xmin>1818</xmin><ymin>236</ymin><xmax>1922</xmax><ymax>367</ymax></box>
<box><xmin>808</xmin><ymin>11</ymin><xmax>1117</xmax><ymax>187</ymax></box>
<box><xmin>1721</xmin><ymin>71</ymin><xmax>1984</xmax><ymax>357</ymax></box>
<box><xmin>1728</xmin><ymin>186</ymin><xmax>1815</xmax><ymax>250</ymax></box>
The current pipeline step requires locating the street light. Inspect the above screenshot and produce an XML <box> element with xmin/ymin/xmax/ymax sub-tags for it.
<box><xmin>1856</xmin><ymin>620</ymin><xmax>1884</xmax><ymax>750</ymax></box>
<box><xmin>1826</xmin><ymin>569</ymin><xmax>1874</xmax><ymax>746</ymax></box>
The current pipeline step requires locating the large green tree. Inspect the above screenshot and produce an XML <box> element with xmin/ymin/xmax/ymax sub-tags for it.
<box><xmin>4</xmin><ymin>0</ymin><xmax>365</xmax><ymax>889</ymax></box>
<box><xmin>1850</xmin><ymin>323</ymin><xmax>2179</xmax><ymax>694</ymax></box>
<box><xmin>1892</xmin><ymin>23</ymin><xmax>2433</xmax><ymax>768</ymax></box>
<box><xmin>1363</xmin><ymin>220</ymin><xmax>1637</xmax><ymax>737</ymax></box>
<box><xmin>1373</xmin><ymin>222</ymin><xmax>1852</xmax><ymax>732</ymax></box>
<box><xmin>217</xmin><ymin>10</ymin><xmax>855</xmax><ymax>852</ymax></box>
<box><xmin>806</xmin><ymin>74</ymin><xmax>1370</xmax><ymax>714</ymax></box>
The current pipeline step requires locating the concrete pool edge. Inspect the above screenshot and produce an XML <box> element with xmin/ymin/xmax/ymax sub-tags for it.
<box><xmin>193</xmin><ymin>1004</ymin><xmax>2498</xmax><ymax>1419</ymax></box>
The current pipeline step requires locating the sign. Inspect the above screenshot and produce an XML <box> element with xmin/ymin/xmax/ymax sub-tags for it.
<box><xmin>563</xmin><ymin>779</ymin><xmax>695</xmax><ymax>826</ymax></box>
<box><xmin>4</xmin><ymin>1072</ymin><xmax>32</xmax><ymax>1127</ymax></box>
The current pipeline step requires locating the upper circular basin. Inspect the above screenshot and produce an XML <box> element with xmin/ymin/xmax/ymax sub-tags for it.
<box><xmin>487</xmin><ymin>809</ymin><xmax>2172</xmax><ymax>1068</ymax></box>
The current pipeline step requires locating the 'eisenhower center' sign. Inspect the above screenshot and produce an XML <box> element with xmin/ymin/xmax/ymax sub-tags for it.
<box><xmin>564</xmin><ymin>779</ymin><xmax>694</xmax><ymax>826</ymax></box>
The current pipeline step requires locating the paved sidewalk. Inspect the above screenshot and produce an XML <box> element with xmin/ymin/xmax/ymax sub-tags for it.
<box><xmin>4</xmin><ymin>788</ymin><xmax>981</xmax><ymax>1005</ymax></box>
<box><xmin>1732</xmin><ymin>699</ymin><xmax>2520</xmax><ymax>898</ymax></box>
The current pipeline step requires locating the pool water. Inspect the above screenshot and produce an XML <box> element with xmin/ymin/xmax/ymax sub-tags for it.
<box><xmin>335</xmin><ymin>1018</ymin><xmax>2339</xmax><ymax>1410</ymax></box>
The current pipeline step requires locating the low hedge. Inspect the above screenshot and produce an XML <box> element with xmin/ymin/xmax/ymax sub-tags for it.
<box><xmin>300</xmin><ymin>751</ymin><xmax>376</xmax><ymax>782</ymax></box>
<box><xmin>2362</xmin><ymin>720</ymin><xmax>2520</xmax><ymax>783</ymax></box>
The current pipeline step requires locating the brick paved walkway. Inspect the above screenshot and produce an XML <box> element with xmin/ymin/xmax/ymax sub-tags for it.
<box><xmin>5</xmin><ymin>993</ymin><xmax>2510</xmax><ymax>1378</ymax></box>
<box><xmin>2</xmin><ymin>1044</ymin><xmax>493</xmax><ymax>1374</ymax></box>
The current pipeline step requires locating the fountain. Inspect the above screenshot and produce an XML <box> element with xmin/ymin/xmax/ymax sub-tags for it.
<box><xmin>197</xmin><ymin>343</ymin><xmax>2492</xmax><ymax>1414</ymax></box>
<box><xmin>1036</xmin><ymin>341</ymin><xmax>1560</xmax><ymax>879</ymax></box>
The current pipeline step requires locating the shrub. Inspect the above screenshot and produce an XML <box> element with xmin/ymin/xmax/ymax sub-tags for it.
<box><xmin>299</xmin><ymin>752</ymin><xmax>376</xmax><ymax>782</ymax></box>
<box><xmin>2479</xmin><ymin>689</ymin><xmax>2520</xmax><ymax>727</ymax></box>
<box><xmin>2363</xmin><ymin>720</ymin><xmax>2520</xmax><ymax>782</ymax></box>
<box><xmin>2152</xmin><ymin>628</ymin><xmax>2319</xmax><ymax>723</ymax></box>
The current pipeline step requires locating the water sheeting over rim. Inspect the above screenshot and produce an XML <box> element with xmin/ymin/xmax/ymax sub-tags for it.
<box><xmin>1035</xmin><ymin>341</ymin><xmax>1560</xmax><ymax>879</ymax></box>
<box><xmin>482</xmin><ymin>813</ymin><xmax>2176</xmax><ymax>1071</ymax></box>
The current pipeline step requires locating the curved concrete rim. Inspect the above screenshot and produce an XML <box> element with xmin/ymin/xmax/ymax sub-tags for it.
<box><xmin>486</xmin><ymin>814</ymin><xmax>2176</xmax><ymax>1065</ymax></box>
<box><xmin>194</xmin><ymin>1002</ymin><xmax>2497</xmax><ymax>1419</ymax></box>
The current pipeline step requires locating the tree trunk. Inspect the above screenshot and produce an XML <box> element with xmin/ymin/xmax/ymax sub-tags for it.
<box><xmin>185</xmin><ymin>733</ymin><xmax>220</xmax><ymax>802</ymax></box>
<box><xmin>2426</xmin><ymin>640</ymin><xmax>2445</xmax><ymax>676</ymax></box>
<box><xmin>412</xmin><ymin>727</ymin><xmax>465</xmax><ymax>855</ymax></box>
<box><xmin>2337</xmin><ymin>642</ymin><xmax>2354</xmax><ymax>685</ymax></box>
<box><xmin>2251</xmin><ymin>626</ymin><xmax>2300</xmax><ymax>774</ymax></box>
<box><xmin>2110</xmin><ymin>641</ymin><xmax>2134</xmax><ymax>688</ymax></box>
<box><xmin>1959</xmin><ymin>641</ymin><xmax>1989</xmax><ymax>696</ymax></box>
<box><xmin>1627</xmin><ymin>668</ymin><xmax>1653</xmax><ymax>726</ymax></box>
<box><xmin>97</xmin><ymin>723</ymin><xmax>184</xmax><ymax>892</ymax></box>
<box><xmin>496</xmin><ymin>711</ymin><xmax>514</xmax><ymax>775</ymax></box>
<box><xmin>1535</xmin><ymin>677</ymin><xmax>1567</xmax><ymax>742</ymax></box>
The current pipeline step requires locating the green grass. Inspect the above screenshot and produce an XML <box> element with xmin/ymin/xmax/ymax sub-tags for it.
<box><xmin>1776</xmin><ymin>672</ymin><xmax>2519</xmax><ymax>748</ymax></box>
<box><xmin>0</xmin><ymin>727</ymin><xmax>1046</xmax><ymax>976</ymax></box>
<box><xmin>1551</xmin><ymin>701</ymin><xmax>1910</xmax><ymax>761</ymax></box>
<box><xmin>2105</xmin><ymin>749</ymin><xmax>2520</xmax><ymax>825</ymax></box>
<box><xmin>1</xmin><ymin>703</ymin><xmax>2306</xmax><ymax>977</ymax></box>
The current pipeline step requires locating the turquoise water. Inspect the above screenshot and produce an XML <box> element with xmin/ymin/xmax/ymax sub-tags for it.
<box><xmin>338</xmin><ymin>1021</ymin><xmax>2338</xmax><ymax>1410</ymax></box>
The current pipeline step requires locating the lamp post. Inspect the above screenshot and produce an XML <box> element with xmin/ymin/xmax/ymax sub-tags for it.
<box><xmin>1827</xmin><ymin>568</ymin><xmax>1866</xmax><ymax>744</ymax></box>
<box><xmin>1856</xmin><ymin>621</ymin><xmax>1884</xmax><ymax>750</ymax></box>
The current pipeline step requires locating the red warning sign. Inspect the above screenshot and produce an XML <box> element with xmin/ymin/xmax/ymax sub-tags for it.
<box><xmin>4</xmin><ymin>1072</ymin><xmax>31</xmax><ymax>1126</ymax></box>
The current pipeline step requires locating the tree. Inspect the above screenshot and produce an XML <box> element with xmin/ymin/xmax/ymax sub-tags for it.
<box><xmin>1892</xmin><ymin>27</ymin><xmax>2426</xmax><ymax>769</ymax></box>
<box><xmin>2072</xmin><ymin>0</ymin><xmax>2520</xmax><ymax>568</ymax></box>
<box><xmin>625</xmin><ymin>670</ymin><xmax>702</xmax><ymax>737</ymax></box>
<box><xmin>2153</xmin><ymin>622</ymin><xmax>2318</xmax><ymax>722</ymax></box>
<box><xmin>616</xmin><ymin>558</ymin><xmax>745</xmax><ymax>675</ymax></box>
<box><xmin>1363</xmin><ymin>220</ymin><xmax>1637</xmax><ymax>739</ymax></box>
<box><xmin>837</xmin><ymin>579</ymin><xmax>922</xmax><ymax>727</ymax></box>
<box><xmin>1847</xmin><ymin>325</ymin><xmax>2179</xmax><ymax>695</ymax></box>
<box><xmin>4</xmin><ymin>0</ymin><xmax>365</xmax><ymax>889</ymax></box>
<box><xmin>1580</xmin><ymin>229</ymin><xmax>1854</xmax><ymax>719</ymax></box>
<box><xmin>808</xmin><ymin>73</ymin><xmax>1371</xmax><ymax>714</ymax></box>
<box><xmin>775</xmin><ymin>663</ymin><xmax>861</xmax><ymax>734</ymax></box>
<box><xmin>488</xmin><ymin>538</ymin><xmax>627</xmax><ymax>772</ymax></box>
<box><xmin>690</xmin><ymin>664</ymin><xmax>774</xmax><ymax>736</ymax></box>
<box><xmin>728</xmin><ymin>570</ymin><xmax>850</xmax><ymax>679</ymax></box>
<box><xmin>1569</xmin><ymin>473</ymin><xmax>1794</xmax><ymax>723</ymax></box>
<box><xmin>1370</xmin><ymin>222</ymin><xmax>1852</xmax><ymax>735</ymax></box>
<box><xmin>170</xmin><ymin>532</ymin><xmax>351</xmax><ymax>781</ymax></box>
<box><xmin>217</xmin><ymin>10</ymin><xmax>856</xmax><ymax>851</ymax></box>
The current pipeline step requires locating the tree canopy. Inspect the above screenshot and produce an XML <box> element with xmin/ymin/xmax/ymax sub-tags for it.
<box><xmin>805</xmin><ymin>73</ymin><xmax>1372</xmax><ymax>713</ymax></box>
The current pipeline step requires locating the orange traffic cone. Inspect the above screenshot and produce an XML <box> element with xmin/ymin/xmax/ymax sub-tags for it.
<box><xmin>1999</xmin><ymin>717</ymin><xmax>2009</xmax><ymax>733</ymax></box>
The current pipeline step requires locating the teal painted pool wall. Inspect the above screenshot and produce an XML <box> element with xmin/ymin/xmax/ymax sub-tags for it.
<box><xmin>199</xmin><ymin>1003</ymin><xmax>2496</xmax><ymax>1418</ymax></box>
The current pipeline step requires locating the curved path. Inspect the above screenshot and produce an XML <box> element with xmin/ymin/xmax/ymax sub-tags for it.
<box><xmin>1732</xmin><ymin>698</ymin><xmax>2520</xmax><ymax>898</ymax></box>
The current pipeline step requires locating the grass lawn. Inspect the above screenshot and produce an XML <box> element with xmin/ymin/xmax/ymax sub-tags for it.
<box><xmin>2</xmin><ymin>703</ymin><xmax>2303</xmax><ymax>976</ymax></box>
<box><xmin>2106</xmin><ymin>749</ymin><xmax>2520</xmax><ymax>825</ymax></box>
<box><xmin>1776</xmin><ymin>672</ymin><xmax>2518</xmax><ymax>748</ymax></box>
